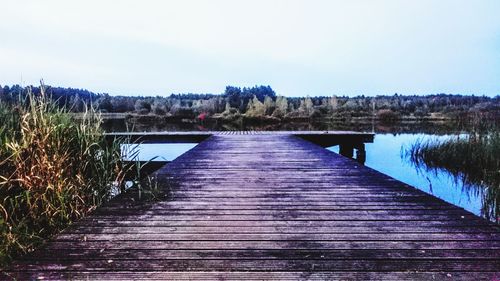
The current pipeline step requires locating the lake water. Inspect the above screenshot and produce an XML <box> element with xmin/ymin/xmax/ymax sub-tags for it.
<box><xmin>121</xmin><ymin>143</ymin><xmax>197</xmax><ymax>162</ymax></box>
<box><xmin>328</xmin><ymin>134</ymin><xmax>482</xmax><ymax>217</ymax></box>
<box><xmin>123</xmin><ymin>133</ymin><xmax>484</xmax><ymax>219</ymax></box>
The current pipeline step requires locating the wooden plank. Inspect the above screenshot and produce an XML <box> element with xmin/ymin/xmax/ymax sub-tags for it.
<box><xmin>75</xmin><ymin>219</ymin><xmax>494</xmax><ymax>228</ymax></box>
<box><xmin>6</xmin><ymin>132</ymin><xmax>500</xmax><ymax>280</ymax></box>
<box><xmin>9</xmin><ymin>259</ymin><xmax>500</xmax><ymax>272</ymax></box>
<box><xmin>22</xmin><ymin>249</ymin><xmax>500</xmax><ymax>260</ymax></box>
<box><xmin>52</xmin><ymin>233</ymin><xmax>500</xmax><ymax>242</ymax></box>
<box><xmin>4</xmin><ymin>271</ymin><xmax>499</xmax><ymax>281</ymax></box>
<box><xmin>64</xmin><ymin>226</ymin><xmax>500</xmax><ymax>234</ymax></box>
<box><xmin>41</xmin><ymin>240</ymin><xmax>500</xmax><ymax>250</ymax></box>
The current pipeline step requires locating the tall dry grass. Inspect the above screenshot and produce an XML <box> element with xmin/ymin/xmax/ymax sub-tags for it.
<box><xmin>0</xmin><ymin>84</ymin><xmax>124</xmax><ymax>266</ymax></box>
<box><xmin>407</xmin><ymin>127</ymin><xmax>500</xmax><ymax>221</ymax></box>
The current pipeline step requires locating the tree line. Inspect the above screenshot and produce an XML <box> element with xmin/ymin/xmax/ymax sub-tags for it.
<box><xmin>1</xmin><ymin>84</ymin><xmax>499</xmax><ymax>120</ymax></box>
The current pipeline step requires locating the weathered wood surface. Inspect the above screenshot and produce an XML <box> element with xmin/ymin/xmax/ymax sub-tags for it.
<box><xmin>5</xmin><ymin>133</ymin><xmax>500</xmax><ymax>280</ymax></box>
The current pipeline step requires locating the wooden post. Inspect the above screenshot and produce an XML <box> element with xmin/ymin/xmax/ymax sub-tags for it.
<box><xmin>355</xmin><ymin>143</ymin><xmax>366</xmax><ymax>165</ymax></box>
<box><xmin>339</xmin><ymin>144</ymin><xmax>353</xmax><ymax>158</ymax></box>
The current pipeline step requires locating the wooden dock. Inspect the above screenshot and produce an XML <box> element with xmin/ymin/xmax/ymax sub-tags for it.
<box><xmin>6</xmin><ymin>132</ymin><xmax>500</xmax><ymax>280</ymax></box>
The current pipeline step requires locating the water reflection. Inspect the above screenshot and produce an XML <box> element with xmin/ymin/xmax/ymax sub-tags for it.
<box><xmin>103</xmin><ymin>118</ymin><xmax>468</xmax><ymax>135</ymax></box>
<box><xmin>328</xmin><ymin>134</ymin><xmax>484</xmax><ymax>219</ymax></box>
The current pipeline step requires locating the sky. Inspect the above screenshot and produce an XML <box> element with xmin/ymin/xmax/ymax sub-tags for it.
<box><xmin>0</xmin><ymin>0</ymin><xmax>499</xmax><ymax>97</ymax></box>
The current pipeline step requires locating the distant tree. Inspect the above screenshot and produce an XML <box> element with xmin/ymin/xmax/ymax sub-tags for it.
<box><xmin>299</xmin><ymin>96</ymin><xmax>315</xmax><ymax>117</ymax></box>
<box><xmin>224</xmin><ymin>86</ymin><xmax>242</xmax><ymax>109</ymax></box>
<box><xmin>151</xmin><ymin>99</ymin><xmax>167</xmax><ymax>115</ymax></box>
<box><xmin>134</xmin><ymin>99</ymin><xmax>151</xmax><ymax>114</ymax></box>
<box><xmin>246</xmin><ymin>95</ymin><xmax>265</xmax><ymax>117</ymax></box>
<box><xmin>224</xmin><ymin>101</ymin><xmax>232</xmax><ymax>113</ymax></box>
<box><xmin>214</xmin><ymin>96</ymin><xmax>226</xmax><ymax>113</ymax></box>
<box><xmin>69</xmin><ymin>94</ymin><xmax>85</xmax><ymax>112</ymax></box>
<box><xmin>111</xmin><ymin>96</ymin><xmax>135</xmax><ymax>112</ymax></box>
<box><xmin>169</xmin><ymin>103</ymin><xmax>181</xmax><ymax>115</ymax></box>
<box><xmin>263</xmin><ymin>96</ymin><xmax>275</xmax><ymax>116</ymax></box>
<box><xmin>342</xmin><ymin>99</ymin><xmax>360</xmax><ymax>111</ymax></box>
<box><xmin>242</xmin><ymin>85</ymin><xmax>276</xmax><ymax>102</ymax></box>
<box><xmin>272</xmin><ymin>96</ymin><xmax>288</xmax><ymax>118</ymax></box>
<box><xmin>197</xmin><ymin>98</ymin><xmax>218</xmax><ymax>115</ymax></box>
<box><xmin>97</xmin><ymin>94</ymin><xmax>113</xmax><ymax>112</ymax></box>
<box><xmin>0</xmin><ymin>86</ymin><xmax>7</xmax><ymax>103</ymax></box>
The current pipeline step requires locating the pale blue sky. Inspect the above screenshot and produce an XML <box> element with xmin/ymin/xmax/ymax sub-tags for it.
<box><xmin>1</xmin><ymin>0</ymin><xmax>499</xmax><ymax>96</ymax></box>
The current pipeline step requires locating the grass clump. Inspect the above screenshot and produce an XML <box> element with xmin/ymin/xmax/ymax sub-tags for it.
<box><xmin>0</xmin><ymin>84</ymin><xmax>124</xmax><ymax>266</ymax></box>
<box><xmin>407</xmin><ymin>130</ymin><xmax>500</xmax><ymax>221</ymax></box>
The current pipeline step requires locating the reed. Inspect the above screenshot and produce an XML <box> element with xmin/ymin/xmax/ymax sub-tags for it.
<box><xmin>406</xmin><ymin>129</ymin><xmax>500</xmax><ymax>221</ymax></box>
<box><xmin>0</xmin><ymin>84</ymin><xmax>124</xmax><ymax>266</ymax></box>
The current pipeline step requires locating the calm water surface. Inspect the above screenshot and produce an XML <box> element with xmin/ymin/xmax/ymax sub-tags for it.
<box><xmin>121</xmin><ymin>143</ymin><xmax>197</xmax><ymax>161</ymax></box>
<box><xmin>329</xmin><ymin>134</ymin><xmax>482</xmax><ymax>217</ymax></box>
